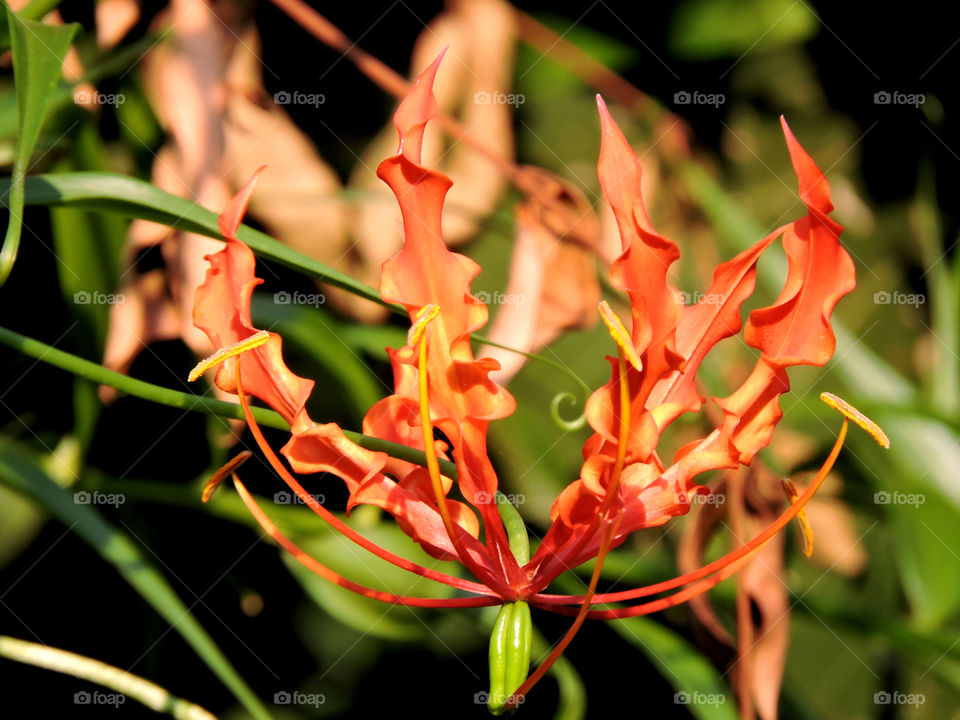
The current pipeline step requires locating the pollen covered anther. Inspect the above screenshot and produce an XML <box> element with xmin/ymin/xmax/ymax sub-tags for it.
<box><xmin>820</xmin><ymin>392</ymin><xmax>890</xmax><ymax>448</ymax></box>
<box><xmin>598</xmin><ymin>300</ymin><xmax>643</xmax><ymax>372</ymax></box>
<box><xmin>408</xmin><ymin>303</ymin><xmax>441</xmax><ymax>347</ymax></box>
<box><xmin>188</xmin><ymin>330</ymin><xmax>271</xmax><ymax>382</ymax></box>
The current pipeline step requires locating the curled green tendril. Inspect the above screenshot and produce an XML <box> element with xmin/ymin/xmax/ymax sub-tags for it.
<box><xmin>550</xmin><ymin>391</ymin><xmax>587</xmax><ymax>432</ymax></box>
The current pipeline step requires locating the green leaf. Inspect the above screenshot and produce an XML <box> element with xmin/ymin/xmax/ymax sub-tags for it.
<box><xmin>0</xmin><ymin>482</ymin><xmax>44</xmax><ymax>570</ymax></box>
<box><xmin>0</xmin><ymin>7</ymin><xmax>78</xmax><ymax>286</ymax></box>
<box><xmin>0</xmin><ymin>0</ymin><xmax>64</xmax><ymax>52</ymax></box>
<box><xmin>670</xmin><ymin>0</ymin><xmax>818</xmax><ymax>60</ymax></box>
<box><xmin>610</xmin><ymin>616</ymin><xmax>738</xmax><ymax>720</ymax></box>
<box><xmin>283</xmin><ymin>513</ymin><xmax>456</xmax><ymax>641</ymax></box>
<box><xmin>0</xmin><ymin>172</ymin><xmax>392</xmax><ymax>308</ymax></box>
<box><xmin>868</xmin><ymin>413</ymin><xmax>960</xmax><ymax>628</ymax></box>
<box><xmin>0</xmin><ymin>324</ymin><xmax>458</xmax><ymax>478</ymax></box>
<box><xmin>0</xmin><ymin>438</ymin><xmax>273</xmax><ymax>720</ymax></box>
<box><xmin>250</xmin><ymin>295</ymin><xmax>383</xmax><ymax>421</ymax></box>
<box><xmin>49</xmin><ymin>127</ymin><xmax>129</xmax><ymax>452</ymax></box>
<box><xmin>913</xmin><ymin>163</ymin><xmax>959</xmax><ymax>414</ymax></box>
<box><xmin>531</xmin><ymin>628</ymin><xmax>586</xmax><ymax>720</ymax></box>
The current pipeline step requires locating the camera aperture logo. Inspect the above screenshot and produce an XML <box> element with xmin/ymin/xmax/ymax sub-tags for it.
<box><xmin>74</xmin><ymin>490</ymin><xmax>126</xmax><ymax>507</ymax></box>
<box><xmin>677</xmin><ymin>290</ymin><xmax>727</xmax><ymax>306</ymax></box>
<box><xmin>274</xmin><ymin>491</ymin><xmax>325</xmax><ymax>506</ymax></box>
<box><xmin>474</xmin><ymin>491</ymin><xmax>525</xmax><ymax>506</ymax></box>
<box><xmin>473</xmin><ymin>91</ymin><xmax>524</xmax><ymax>107</ymax></box>
<box><xmin>74</xmin><ymin>90</ymin><xmax>125</xmax><ymax>107</ymax></box>
<box><xmin>474</xmin><ymin>690</ymin><xmax>525</xmax><ymax>707</ymax></box>
<box><xmin>74</xmin><ymin>690</ymin><xmax>125</xmax><ymax>707</ymax></box>
<box><xmin>873</xmin><ymin>90</ymin><xmax>925</xmax><ymax>108</ymax></box>
<box><xmin>274</xmin><ymin>290</ymin><xmax>326</xmax><ymax>307</ymax></box>
<box><xmin>874</xmin><ymin>490</ymin><xmax>925</xmax><ymax>507</ymax></box>
<box><xmin>677</xmin><ymin>491</ymin><xmax>725</xmax><ymax>506</ymax></box>
<box><xmin>873</xmin><ymin>290</ymin><xmax>924</xmax><ymax>307</ymax></box>
<box><xmin>273</xmin><ymin>690</ymin><xmax>326</xmax><ymax>707</ymax></box>
<box><xmin>674</xmin><ymin>690</ymin><xmax>727</xmax><ymax>707</ymax></box>
<box><xmin>874</xmin><ymin>690</ymin><xmax>925</xmax><ymax>706</ymax></box>
<box><xmin>673</xmin><ymin>90</ymin><xmax>725</xmax><ymax>108</ymax></box>
<box><xmin>273</xmin><ymin>90</ymin><xmax>325</xmax><ymax>108</ymax></box>
<box><xmin>74</xmin><ymin>290</ymin><xmax>125</xmax><ymax>305</ymax></box>
<box><xmin>474</xmin><ymin>290</ymin><xmax>525</xmax><ymax>305</ymax></box>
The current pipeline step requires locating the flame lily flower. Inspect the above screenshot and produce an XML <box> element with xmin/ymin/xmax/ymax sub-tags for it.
<box><xmin>190</xmin><ymin>52</ymin><xmax>886</xmax><ymax>711</ymax></box>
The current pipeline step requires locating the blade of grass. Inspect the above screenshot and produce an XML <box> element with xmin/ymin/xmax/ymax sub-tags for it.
<box><xmin>0</xmin><ymin>324</ymin><xmax>458</xmax><ymax>478</ymax></box>
<box><xmin>0</xmin><ymin>439</ymin><xmax>273</xmax><ymax>720</ymax></box>
<box><xmin>0</xmin><ymin>172</ymin><xmax>393</xmax><ymax>308</ymax></box>
<box><xmin>0</xmin><ymin>635</ymin><xmax>217</xmax><ymax>720</ymax></box>
<box><xmin>0</xmin><ymin>8</ymin><xmax>78</xmax><ymax>286</ymax></box>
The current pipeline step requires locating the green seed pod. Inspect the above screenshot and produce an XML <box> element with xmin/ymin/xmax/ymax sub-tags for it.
<box><xmin>487</xmin><ymin>600</ymin><xmax>532</xmax><ymax>715</ymax></box>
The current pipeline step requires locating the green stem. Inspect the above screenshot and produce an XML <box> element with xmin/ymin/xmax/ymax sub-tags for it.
<box><xmin>496</xmin><ymin>491</ymin><xmax>530</xmax><ymax>565</ymax></box>
<box><xmin>0</xmin><ymin>635</ymin><xmax>217</xmax><ymax>720</ymax></box>
<box><xmin>475</xmin><ymin>335</ymin><xmax>591</xmax><ymax>396</ymax></box>
<box><xmin>0</xmin><ymin>325</ymin><xmax>458</xmax><ymax>478</ymax></box>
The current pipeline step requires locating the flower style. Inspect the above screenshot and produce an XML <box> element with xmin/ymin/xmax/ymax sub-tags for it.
<box><xmin>190</xmin><ymin>51</ymin><xmax>887</xmax><ymax>710</ymax></box>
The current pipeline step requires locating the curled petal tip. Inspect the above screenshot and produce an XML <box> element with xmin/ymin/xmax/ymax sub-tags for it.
<box><xmin>393</xmin><ymin>51</ymin><xmax>446</xmax><ymax>163</ymax></box>
<box><xmin>218</xmin><ymin>166</ymin><xmax>266</xmax><ymax>239</ymax></box>
<box><xmin>780</xmin><ymin>119</ymin><xmax>832</xmax><ymax>213</ymax></box>
<box><xmin>820</xmin><ymin>392</ymin><xmax>890</xmax><ymax>448</ymax></box>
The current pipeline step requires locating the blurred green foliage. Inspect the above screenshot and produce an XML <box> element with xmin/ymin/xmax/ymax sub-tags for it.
<box><xmin>1</xmin><ymin>1</ymin><xmax>958</xmax><ymax>719</ymax></box>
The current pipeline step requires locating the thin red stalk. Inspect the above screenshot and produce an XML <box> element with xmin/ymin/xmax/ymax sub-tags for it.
<box><xmin>232</xmin><ymin>475</ymin><xmax>499</xmax><ymax>609</ymax></box>
<box><xmin>731</xmin><ymin>470</ymin><xmax>756</xmax><ymax>720</ymax></box>
<box><xmin>513</xmin><ymin>9</ymin><xmax>693</xmax><ymax>162</ymax></box>
<box><xmin>531</xmin><ymin>421</ymin><xmax>848</xmax><ymax>615</ymax></box>
<box><xmin>234</xmin><ymin>362</ymin><xmax>495</xmax><ymax>597</ymax></box>
<box><xmin>267</xmin><ymin>0</ymin><xmax>582</xmax><ymax>227</ymax></box>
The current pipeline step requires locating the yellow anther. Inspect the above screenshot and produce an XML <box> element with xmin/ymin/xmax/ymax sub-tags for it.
<box><xmin>820</xmin><ymin>392</ymin><xmax>890</xmax><ymax>449</ymax></box>
<box><xmin>782</xmin><ymin>478</ymin><xmax>814</xmax><ymax>557</ymax></box>
<box><xmin>598</xmin><ymin>300</ymin><xmax>642</xmax><ymax>372</ymax></box>
<box><xmin>188</xmin><ymin>330</ymin><xmax>270</xmax><ymax>382</ymax></box>
<box><xmin>408</xmin><ymin>304</ymin><xmax>440</xmax><ymax>347</ymax></box>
